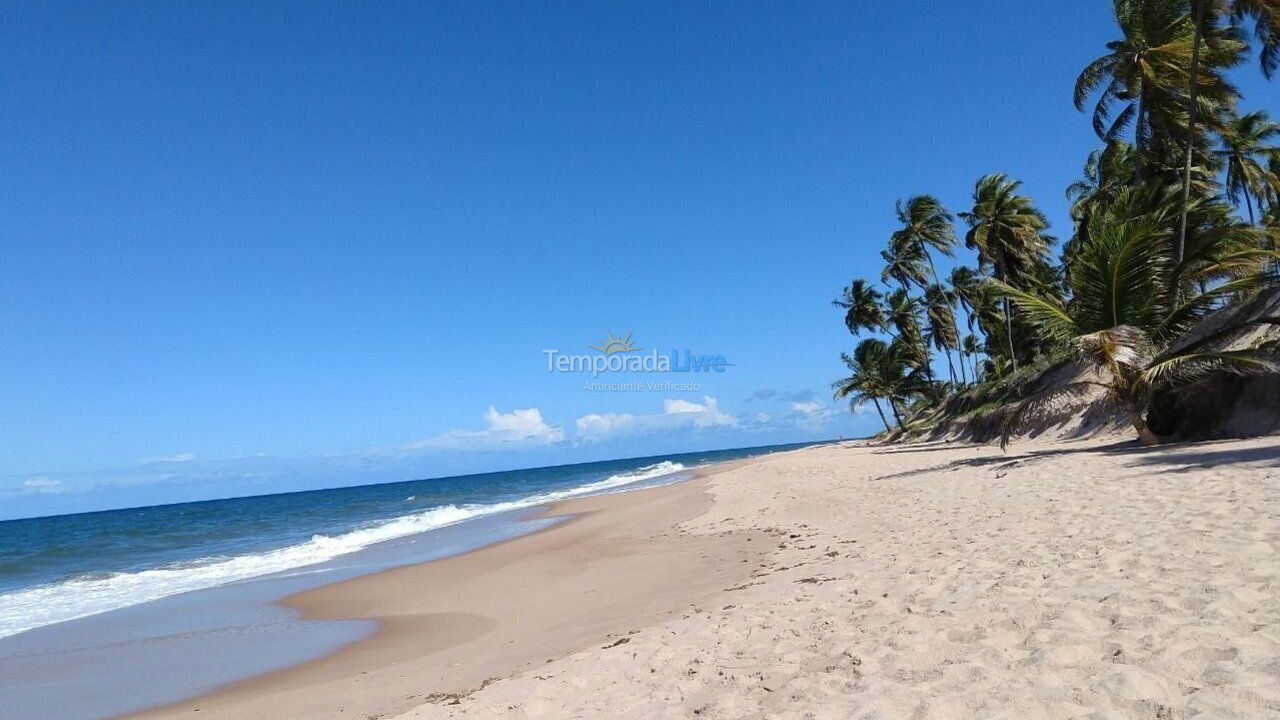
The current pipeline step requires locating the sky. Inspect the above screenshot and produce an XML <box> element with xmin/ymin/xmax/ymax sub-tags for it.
<box><xmin>2</xmin><ymin>1</ymin><xmax>1277</xmax><ymax>519</ymax></box>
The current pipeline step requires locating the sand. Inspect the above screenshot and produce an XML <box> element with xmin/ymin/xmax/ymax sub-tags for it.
<box><xmin>130</xmin><ymin>436</ymin><xmax>1280</xmax><ymax>720</ymax></box>
<box><xmin>125</xmin><ymin>461</ymin><xmax>764</xmax><ymax>720</ymax></box>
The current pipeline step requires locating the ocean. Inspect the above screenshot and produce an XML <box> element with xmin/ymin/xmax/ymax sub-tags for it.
<box><xmin>0</xmin><ymin>441</ymin><xmax>817</xmax><ymax>720</ymax></box>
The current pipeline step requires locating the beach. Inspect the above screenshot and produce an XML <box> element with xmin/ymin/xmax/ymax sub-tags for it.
<box><xmin>125</xmin><ymin>435</ymin><xmax>1280</xmax><ymax>719</ymax></box>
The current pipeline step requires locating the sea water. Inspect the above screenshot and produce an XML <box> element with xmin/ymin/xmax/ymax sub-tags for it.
<box><xmin>0</xmin><ymin>442</ymin><xmax>817</xmax><ymax>720</ymax></box>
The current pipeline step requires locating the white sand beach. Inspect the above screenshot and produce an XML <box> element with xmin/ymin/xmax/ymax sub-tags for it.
<box><xmin>132</xmin><ymin>436</ymin><xmax>1280</xmax><ymax>720</ymax></box>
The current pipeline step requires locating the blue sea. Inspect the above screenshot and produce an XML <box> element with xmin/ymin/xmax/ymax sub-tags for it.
<box><xmin>0</xmin><ymin>442</ymin><xmax>816</xmax><ymax>720</ymax></box>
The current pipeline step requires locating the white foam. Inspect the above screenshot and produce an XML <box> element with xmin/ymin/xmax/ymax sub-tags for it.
<box><xmin>0</xmin><ymin>461</ymin><xmax>685</xmax><ymax>639</ymax></box>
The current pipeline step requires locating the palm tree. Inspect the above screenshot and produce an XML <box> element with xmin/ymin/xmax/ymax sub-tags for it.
<box><xmin>1076</xmin><ymin>0</ymin><xmax>1242</xmax><ymax>182</ymax></box>
<box><xmin>1218</xmin><ymin>110</ymin><xmax>1280</xmax><ymax>224</ymax></box>
<box><xmin>1229</xmin><ymin>1</ymin><xmax>1280</xmax><ymax>78</ymax></box>
<box><xmin>1179</xmin><ymin>0</ymin><xmax>1280</xmax><ymax>260</ymax></box>
<box><xmin>891</xmin><ymin>195</ymin><xmax>955</xmax><ymax>290</ymax></box>
<box><xmin>948</xmin><ymin>265</ymin><xmax>984</xmax><ymax>334</ymax></box>
<box><xmin>884</xmin><ymin>288</ymin><xmax>929</xmax><ymax>372</ymax></box>
<box><xmin>833</xmin><ymin>339</ymin><xmax>894</xmax><ymax>431</ymax></box>
<box><xmin>832</xmin><ymin>338</ymin><xmax>917</xmax><ymax>431</ymax></box>
<box><xmin>1108</xmin><ymin>181</ymin><xmax>1275</xmax><ymax>296</ymax></box>
<box><xmin>994</xmin><ymin>195</ymin><xmax>1280</xmax><ymax>445</ymax></box>
<box><xmin>1067</xmin><ymin>141</ymin><xmax>1135</xmax><ymax>268</ymax></box>
<box><xmin>962</xmin><ymin>334</ymin><xmax>984</xmax><ymax>383</ymax></box>
<box><xmin>924</xmin><ymin>283</ymin><xmax>963</xmax><ymax>384</ymax></box>
<box><xmin>959</xmin><ymin>173</ymin><xmax>1055</xmax><ymax>373</ymax></box>
<box><xmin>832</xmin><ymin>278</ymin><xmax>886</xmax><ymax>336</ymax></box>
<box><xmin>880</xmin><ymin>235</ymin><xmax>928</xmax><ymax>294</ymax></box>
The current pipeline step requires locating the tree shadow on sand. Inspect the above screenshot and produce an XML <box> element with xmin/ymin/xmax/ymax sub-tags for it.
<box><xmin>863</xmin><ymin>437</ymin><xmax>1278</xmax><ymax>480</ymax></box>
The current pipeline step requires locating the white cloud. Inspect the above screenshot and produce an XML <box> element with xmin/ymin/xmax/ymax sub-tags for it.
<box><xmin>576</xmin><ymin>396</ymin><xmax>738</xmax><ymax>442</ymax></box>
<box><xmin>662</xmin><ymin>396</ymin><xmax>736</xmax><ymax>427</ymax></box>
<box><xmin>23</xmin><ymin>477</ymin><xmax>64</xmax><ymax>494</ymax></box>
<box><xmin>408</xmin><ymin>406</ymin><xmax>564</xmax><ymax>449</ymax></box>
<box><xmin>785</xmin><ymin>400</ymin><xmax>837</xmax><ymax>431</ymax></box>
<box><xmin>481</xmin><ymin>407</ymin><xmax>562</xmax><ymax>441</ymax></box>
<box><xmin>138</xmin><ymin>452</ymin><xmax>194</xmax><ymax>464</ymax></box>
<box><xmin>575</xmin><ymin>412</ymin><xmax>637</xmax><ymax>437</ymax></box>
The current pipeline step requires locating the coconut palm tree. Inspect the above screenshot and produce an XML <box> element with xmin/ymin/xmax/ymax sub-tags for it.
<box><xmin>1106</xmin><ymin>180</ymin><xmax>1276</xmax><ymax>297</ymax></box>
<box><xmin>993</xmin><ymin>194</ymin><xmax>1280</xmax><ymax>445</ymax></box>
<box><xmin>1218</xmin><ymin>110</ymin><xmax>1280</xmax><ymax>224</ymax></box>
<box><xmin>1067</xmin><ymin>141</ymin><xmax>1135</xmax><ymax>269</ymax></box>
<box><xmin>1229</xmin><ymin>0</ymin><xmax>1280</xmax><ymax>78</ymax></box>
<box><xmin>924</xmin><ymin>283</ymin><xmax>963</xmax><ymax>384</ymax></box>
<box><xmin>1076</xmin><ymin>0</ymin><xmax>1242</xmax><ymax>182</ymax></box>
<box><xmin>884</xmin><ymin>288</ymin><xmax>929</xmax><ymax>371</ymax></box>
<box><xmin>832</xmin><ymin>338</ymin><xmax>919</xmax><ymax>431</ymax></box>
<box><xmin>891</xmin><ymin>195</ymin><xmax>956</xmax><ymax>290</ymax></box>
<box><xmin>880</xmin><ymin>235</ymin><xmax>929</xmax><ymax>294</ymax></box>
<box><xmin>1178</xmin><ymin>0</ymin><xmax>1280</xmax><ymax>260</ymax></box>
<box><xmin>832</xmin><ymin>278</ymin><xmax>886</xmax><ymax>336</ymax></box>
<box><xmin>948</xmin><ymin>265</ymin><xmax>985</xmax><ymax>333</ymax></box>
<box><xmin>962</xmin><ymin>334</ymin><xmax>984</xmax><ymax>383</ymax></box>
<box><xmin>959</xmin><ymin>173</ymin><xmax>1056</xmax><ymax>373</ymax></box>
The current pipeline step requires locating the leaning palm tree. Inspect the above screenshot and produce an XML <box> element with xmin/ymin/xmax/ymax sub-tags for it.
<box><xmin>924</xmin><ymin>283</ymin><xmax>963</xmax><ymax>384</ymax></box>
<box><xmin>962</xmin><ymin>334</ymin><xmax>984</xmax><ymax>383</ymax></box>
<box><xmin>994</xmin><ymin>197</ymin><xmax>1280</xmax><ymax>446</ymax></box>
<box><xmin>880</xmin><ymin>235</ymin><xmax>929</xmax><ymax>294</ymax></box>
<box><xmin>891</xmin><ymin>195</ymin><xmax>955</xmax><ymax>289</ymax></box>
<box><xmin>959</xmin><ymin>173</ymin><xmax>1056</xmax><ymax>373</ymax></box>
<box><xmin>884</xmin><ymin>288</ymin><xmax>929</xmax><ymax>372</ymax></box>
<box><xmin>832</xmin><ymin>338</ymin><xmax>900</xmax><ymax>432</ymax></box>
<box><xmin>948</xmin><ymin>265</ymin><xmax>986</xmax><ymax>334</ymax></box>
<box><xmin>832</xmin><ymin>278</ymin><xmax>886</xmax><ymax>336</ymax></box>
<box><xmin>1067</xmin><ymin>141</ymin><xmax>1135</xmax><ymax>268</ymax></box>
<box><xmin>1218</xmin><ymin>110</ymin><xmax>1280</xmax><ymax>224</ymax></box>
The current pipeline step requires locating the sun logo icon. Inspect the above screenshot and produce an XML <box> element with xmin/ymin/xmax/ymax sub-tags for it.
<box><xmin>589</xmin><ymin>331</ymin><xmax>640</xmax><ymax>355</ymax></box>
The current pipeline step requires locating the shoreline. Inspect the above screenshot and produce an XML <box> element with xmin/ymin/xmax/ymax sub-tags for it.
<box><xmin>122</xmin><ymin>435</ymin><xmax>1280</xmax><ymax>719</ymax></box>
<box><xmin>124</xmin><ymin>459</ymin><xmax>764</xmax><ymax>720</ymax></box>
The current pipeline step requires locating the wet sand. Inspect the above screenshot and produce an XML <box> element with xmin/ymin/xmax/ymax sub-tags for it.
<box><xmin>125</xmin><ymin>462</ymin><xmax>763</xmax><ymax>719</ymax></box>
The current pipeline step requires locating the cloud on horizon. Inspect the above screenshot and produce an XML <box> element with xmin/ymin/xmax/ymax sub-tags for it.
<box><xmin>406</xmin><ymin>406</ymin><xmax>565</xmax><ymax>449</ymax></box>
<box><xmin>137</xmin><ymin>452</ymin><xmax>195</xmax><ymax>465</ymax></box>
<box><xmin>22</xmin><ymin>476</ymin><xmax>64</xmax><ymax>494</ymax></box>
<box><xmin>576</xmin><ymin>396</ymin><xmax>738</xmax><ymax>442</ymax></box>
<box><xmin>0</xmin><ymin>393</ymin><xmax>869</xmax><ymax>520</ymax></box>
<box><xmin>747</xmin><ymin>388</ymin><xmax>816</xmax><ymax>404</ymax></box>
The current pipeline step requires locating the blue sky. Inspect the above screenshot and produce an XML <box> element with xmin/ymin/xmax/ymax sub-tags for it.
<box><xmin>2</xmin><ymin>2</ymin><xmax>1277</xmax><ymax>518</ymax></box>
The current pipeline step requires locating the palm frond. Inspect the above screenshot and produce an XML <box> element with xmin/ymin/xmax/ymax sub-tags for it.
<box><xmin>1141</xmin><ymin>346</ymin><xmax>1280</xmax><ymax>391</ymax></box>
<box><xmin>1156</xmin><ymin>274</ymin><xmax>1278</xmax><ymax>341</ymax></box>
<box><xmin>989</xmin><ymin>280</ymin><xmax>1077</xmax><ymax>345</ymax></box>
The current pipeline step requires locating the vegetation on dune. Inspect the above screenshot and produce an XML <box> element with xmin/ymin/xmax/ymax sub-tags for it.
<box><xmin>832</xmin><ymin>0</ymin><xmax>1280</xmax><ymax>446</ymax></box>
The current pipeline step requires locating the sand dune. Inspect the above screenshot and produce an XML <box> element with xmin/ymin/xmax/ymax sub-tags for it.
<box><xmin>398</xmin><ymin>436</ymin><xmax>1280</xmax><ymax>719</ymax></box>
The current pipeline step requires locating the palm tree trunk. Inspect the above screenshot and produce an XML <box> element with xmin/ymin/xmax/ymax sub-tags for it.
<box><xmin>888</xmin><ymin>397</ymin><xmax>903</xmax><ymax>427</ymax></box>
<box><xmin>1245</xmin><ymin>191</ymin><xmax>1256</xmax><ymax>225</ymax></box>
<box><xmin>1129</xmin><ymin>409</ymin><xmax>1161</xmax><ymax>446</ymax></box>
<box><xmin>1175</xmin><ymin>0</ymin><xmax>1206</xmax><ymax>264</ymax></box>
<box><xmin>921</xmin><ymin>241</ymin><xmax>941</xmax><ymax>289</ymax></box>
<box><xmin>1134</xmin><ymin>84</ymin><xmax>1149</xmax><ymax>184</ymax></box>
<box><xmin>1003</xmin><ymin>296</ymin><xmax>1018</xmax><ymax>374</ymax></box>
<box><xmin>943</xmin><ymin>347</ymin><xmax>957</xmax><ymax>385</ymax></box>
<box><xmin>957</xmin><ymin>345</ymin><xmax>968</xmax><ymax>385</ymax></box>
<box><xmin>872</xmin><ymin>397</ymin><xmax>890</xmax><ymax>433</ymax></box>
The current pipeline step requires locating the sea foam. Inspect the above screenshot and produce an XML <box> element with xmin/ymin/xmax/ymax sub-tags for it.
<box><xmin>0</xmin><ymin>461</ymin><xmax>685</xmax><ymax>639</ymax></box>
